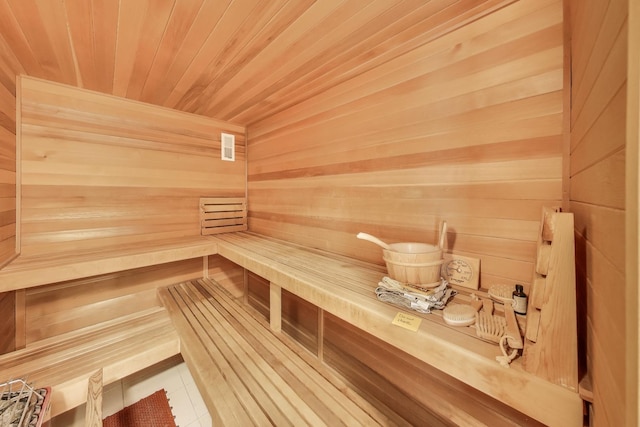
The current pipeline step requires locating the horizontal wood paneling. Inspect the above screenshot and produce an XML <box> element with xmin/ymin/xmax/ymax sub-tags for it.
<box><xmin>323</xmin><ymin>312</ymin><xmax>545</xmax><ymax>426</ymax></box>
<box><xmin>25</xmin><ymin>258</ymin><xmax>203</xmax><ymax>343</ymax></box>
<box><xmin>207</xmin><ymin>254</ymin><xmax>246</xmax><ymax>298</ymax></box>
<box><xmin>0</xmin><ymin>44</ymin><xmax>17</xmax><ymax>273</ymax></box>
<box><xmin>569</xmin><ymin>0</ymin><xmax>628</xmax><ymax>426</ymax></box>
<box><xmin>247</xmin><ymin>0</ymin><xmax>565</xmax><ymax>288</ymax></box>
<box><xmin>19</xmin><ymin>76</ymin><xmax>245</xmax><ymax>257</ymax></box>
<box><xmin>0</xmin><ymin>35</ymin><xmax>18</xmax><ymax>353</ymax></box>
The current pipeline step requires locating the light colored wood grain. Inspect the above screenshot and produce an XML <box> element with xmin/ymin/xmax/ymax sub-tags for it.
<box><xmin>569</xmin><ymin>2</ymin><xmax>629</xmax><ymax>426</ymax></box>
<box><xmin>0</xmin><ymin>0</ymin><xmax>523</xmax><ymax>125</ymax></box>
<box><xmin>0</xmin><ymin>236</ymin><xmax>216</xmax><ymax>293</ymax></box>
<box><xmin>626</xmin><ymin>1</ymin><xmax>640</xmax><ymax>426</ymax></box>
<box><xmin>85</xmin><ymin>369</ymin><xmax>103</xmax><ymax>427</ymax></box>
<box><xmin>269</xmin><ymin>282</ymin><xmax>282</xmax><ymax>332</ymax></box>
<box><xmin>0</xmin><ymin>307</ymin><xmax>180</xmax><ymax>420</ymax></box>
<box><xmin>159</xmin><ymin>278</ymin><xmax>394</xmax><ymax>426</ymax></box>
<box><xmin>24</xmin><ymin>259</ymin><xmax>203</xmax><ymax>343</ymax></box>
<box><xmin>207</xmin><ymin>255</ymin><xmax>245</xmax><ymax>298</ymax></box>
<box><xmin>0</xmin><ymin>72</ymin><xmax>19</xmax><ymax>271</ymax></box>
<box><xmin>322</xmin><ymin>310</ymin><xmax>540</xmax><ymax>427</ymax></box>
<box><xmin>200</xmin><ymin>197</ymin><xmax>247</xmax><ymax>235</ymax></box>
<box><xmin>0</xmin><ymin>76</ymin><xmax>245</xmax><ymax>292</ymax></box>
<box><xmin>523</xmin><ymin>208</ymin><xmax>578</xmax><ymax>390</ymax></box>
<box><xmin>570</xmin><ymin>0</ymin><xmax>627</xmax><ymax>131</ymax></box>
<box><xmin>210</xmin><ymin>231</ymin><xmax>583</xmax><ymax>426</ymax></box>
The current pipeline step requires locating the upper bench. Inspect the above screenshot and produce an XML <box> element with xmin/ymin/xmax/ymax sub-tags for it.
<box><xmin>208</xmin><ymin>231</ymin><xmax>583</xmax><ymax>427</ymax></box>
<box><xmin>0</xmin><ymin>236</ymin><xmax>218</xmax><ymax>292</ymax></box>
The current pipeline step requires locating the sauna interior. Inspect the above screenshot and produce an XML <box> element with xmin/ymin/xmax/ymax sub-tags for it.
<box><xmin>0</xmin><ymin>0</ymin><xmax>636</xmax><ymax>426</ymax></box>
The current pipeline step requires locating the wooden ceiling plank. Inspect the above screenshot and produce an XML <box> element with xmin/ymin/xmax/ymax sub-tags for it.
<box><xmin>166</xmin><ymin>0</ymin><xmax>283</xmax><ymax>113</ymax></box>
<box><xmin>142</xmin><ymin>0</ymin><xmax>232</xmax><ymax>107</ymax></box>
<box><xmin>125</xmin><ymin>0</ymin><xmax>177</xmax><ymax>100</ymax></box>
<box><xmin>139</xmin><ymin>0</ymin><xmax>207</xmax><ymax>104</ymax></box>
<box><xmin>237</xmin><ymin>0</ymin><xmax>516</xmax><ymax>125</ymax></box>
<box><xmin>64</xmin><ymin>0</ymin><xmax>96</xmax><ymax>89</ymax></box>
<box><xmin>7</xmin><ymin>0</ymin><xmax>76</xmax><ymax>85</ymax></box>
<box><xmin>112</xmin><ymin>0</ymin><xmax>151</xmax><ymax>97</ymax></box>
<box><xmin>207</xmin><ymin>0</ymin><xmax>360</xmax><ymax>121</ymax></box>
<box><xmin>90</xmin><ymin>0</ymin><xmax>119</xmax><ymax>95</ymax></box>
<box><xmin>161</xmin><ymin>0</ymin><xmax>263</xmax><ymax>111</ymax></box>
<box><xmin>197</xmin><ymin>0</ymin><xmax>343</xmax><ymax>119</ymax></box>
<box><xmin>0</xmin><ymin>1</ymin><xmax>47</xmax><ymax>79</ymax></box>
<box><xmin>0</xmin><ymin>32</ymin><xmax>24</xmax><ymax>95</ymax></box>
<box><xmin>193</xmin><ymin>0</ymin><xmax>317</xmax><ymax>118</ymax></box>
<box><xmin>247</xmin><ymin>0</ymin><xmax>559</xmax><ymax>139</ymax></box>
<box><xmin>214</xmin><ymin>0</ymin><xmax>407</xmax><ymax>122</ymax></box>
<box><xmin>227</xmin><ymin>0</ymin><xmax>450</xmax><ymax>122</ymax></box>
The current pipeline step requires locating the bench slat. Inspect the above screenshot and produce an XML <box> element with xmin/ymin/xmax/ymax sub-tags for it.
<box><xmin>176</xmin><ymin>282</ymin><xmax>319</xmax><ymax>426</ymax></box>
<box><xmin>190</xmin><ymin>279</ymin><xmax>362</xmax><ymax>427</ymax></box>
<box><xmin>170</xmin><ymin>285</ymin><xmax>284</xmax><ymax>423</ymax></box>
<box><xmin>161</xmin><ymin>287</ymin><xmax>257</xmax><ymax>426</ymax></box>
<box><xmin>193</xmin><ymin>278</ymin><xmax>404</xmax><ymax>426</ymax></box>
<box><xmin>160</xmin><ymin>279</ymin><xmax>395</xmax><ymax>426</ymax></box>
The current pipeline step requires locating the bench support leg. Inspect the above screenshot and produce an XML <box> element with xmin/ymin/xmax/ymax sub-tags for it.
<box><xmin>85</xmin><ymin>368</ymin><xmax>103</xmax><ymax>427</ymax></box>
<box><xmin>318</xmin><ymin>308</ymin><xmax>324</xmax><ymax>361</ymax></box>
<box><xmin>270</xmin><ymin>282</ymin><xmax>282</xmax><ymax>332</ymax></box>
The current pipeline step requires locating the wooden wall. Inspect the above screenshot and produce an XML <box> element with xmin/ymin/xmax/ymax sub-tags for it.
<box><xmin>569</xmin><ymin>1</ymin><xmax>628</xmax><ymax>426</ymax></box>
<box><xmin>19</xmin><ymin>76</ymin><xmax>245</xmax><ymax>257</ymax></box>
<box><xmin>626</xmin><ymin>1</ymin><xmax>639</xmax><ymax>425</ymax></box>
<box><xmin>0</xmin><ymin>42</ymin><xmax>17</xmax><ymax>268</ymax></box>
<box><xmin>0</xmin><ymin>23</ymin><xmax>20</xmax><ymax>354</ymax></box>
<box><xmin>3</xmin><ymin>76</ymin><xmax>246</xmax><ymax>349</ymax></box>
<box><xmin>246</xmin><ymin>0</ymin><xmax>565</xmax><ymax>289</ymax></box>
<box><xmin>23</xmin><ymin>259</ymin><xmax>202</xmax><ymax>344</ymax></box>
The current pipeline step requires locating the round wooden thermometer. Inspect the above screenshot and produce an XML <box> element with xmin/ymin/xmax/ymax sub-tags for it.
<box><xmin>441</xmin><ymin>254</ymin><xmax>480</xmax><ymax>290</ymax></box>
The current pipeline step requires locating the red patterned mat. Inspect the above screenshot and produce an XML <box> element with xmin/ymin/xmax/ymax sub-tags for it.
<box><xmin>103</xmin><ymin>389</ymin><xmax>176</xmax><ymax>427</ymax></box>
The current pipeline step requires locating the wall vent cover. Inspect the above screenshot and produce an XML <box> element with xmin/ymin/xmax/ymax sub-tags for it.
<box><xmin>221</xmin><ymin>133</ymin><xmax>235</xmax><ymax>161</ymax></box>
<box><xmin>200</xmin><ymin>197</ymin><xmax>247</xmax><ymax>235</ymax></box>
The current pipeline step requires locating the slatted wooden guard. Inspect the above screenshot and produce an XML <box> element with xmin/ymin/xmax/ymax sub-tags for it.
<box><xmin>200</xmin><ymin>197</ymin><xmax>247</xmax><ymax>235</ymax></box>
<box><xmin>159</xmin><ymin>278</ymin><xmax>400</xmax><ymax>427</ymax></box>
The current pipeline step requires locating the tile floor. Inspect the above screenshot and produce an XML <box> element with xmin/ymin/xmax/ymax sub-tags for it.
<box><xmin>51</xmin><ymin>355</ymin><xmax>211</xmax><ymax>427</ymax></box>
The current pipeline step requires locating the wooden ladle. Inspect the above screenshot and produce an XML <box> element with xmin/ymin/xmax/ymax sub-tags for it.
<box><xmin>356</xmin><ymin>232</ymin><xmax>392</xmax><ymax>250</ymax></box>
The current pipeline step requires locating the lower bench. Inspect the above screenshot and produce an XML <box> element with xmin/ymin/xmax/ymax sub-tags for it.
<box><xmin>0</xmin><ymin>307</ymin><xmax>180</xmax><ymax>420</ymax></box>
<box><xmin>159</xmin><ymin>278</ymin><xmax>405</xmax><ymax>426</ymax></box>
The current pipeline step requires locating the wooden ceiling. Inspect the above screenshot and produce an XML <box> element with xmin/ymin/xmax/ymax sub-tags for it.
<box><xmin>0</xmin><ymin>0</ymin><xmax>511</xmax><ymax>126</ymax></box>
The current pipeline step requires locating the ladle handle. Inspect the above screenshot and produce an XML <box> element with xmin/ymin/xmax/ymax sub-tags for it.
<box><xmin>438</xmin><ymin>221</ymin><xmax>447</xmax><ymax>249</ymax></box>
<box><xmin>356</xmin><ymin>232</ymin><xmax>392</xmax><ymax>250</ymax></box>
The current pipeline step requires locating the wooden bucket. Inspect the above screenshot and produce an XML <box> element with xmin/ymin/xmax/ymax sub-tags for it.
<box><xmin>382</xmin><ymin>246</ymin><xmax>443</xmax><ymax>285</ymax></box>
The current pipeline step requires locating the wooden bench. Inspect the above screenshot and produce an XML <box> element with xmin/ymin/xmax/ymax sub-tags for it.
<box><xmin>159</xmin><ymin>278</ymin><xmax>405</xmax><ymax>426</ymax></box>
<box><xmin>0</xmin><ymin>236</ymin><xmax>219</xmax><ymax>292</ymax></box>
<box><xmin>0</xmin><ymin>306</ymin><xmax>180</xmax><ymax>420</ymax></box>
<box><xmin>207</xmin><ymin>231</ymin><xmax>583</xmax><ymax>427</ymax></box>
